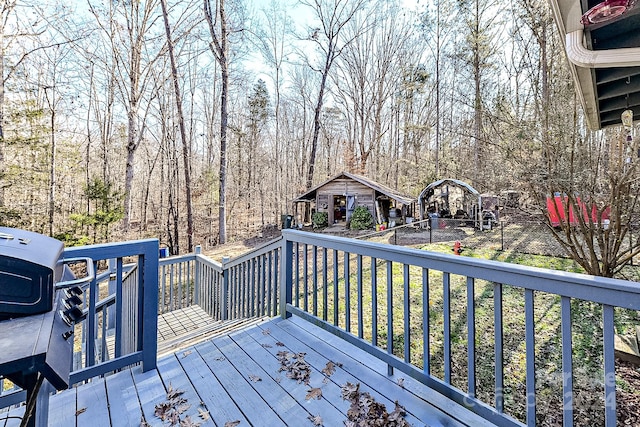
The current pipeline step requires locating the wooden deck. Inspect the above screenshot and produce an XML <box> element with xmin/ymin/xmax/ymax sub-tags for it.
<box><xmin>3</xmin><ymin>316</ymin><xmax>495</xmax><ymax>427</ymax></box>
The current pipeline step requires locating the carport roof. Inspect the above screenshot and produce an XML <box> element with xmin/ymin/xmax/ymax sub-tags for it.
<box><xmin>418</xmin><ymin>179</ymin><xmax>480</xmax><ymax>202</ymax></box>
<box><xmin>549</xmin><ymin>0</ymin><xmax>640</xmax><ymax>129</ymax></box>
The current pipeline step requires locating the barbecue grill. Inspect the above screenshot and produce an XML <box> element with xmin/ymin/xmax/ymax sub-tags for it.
<box><xmin>0</xmin><ymin>227</ymin><xmax>94</xmax><ymax>427</ymax></box>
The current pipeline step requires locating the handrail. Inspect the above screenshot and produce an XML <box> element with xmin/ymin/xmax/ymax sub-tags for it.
<box><xmin>223</xmin><ymin>236</ymin><xmax>283</xmax><ymax>268</ymax></box>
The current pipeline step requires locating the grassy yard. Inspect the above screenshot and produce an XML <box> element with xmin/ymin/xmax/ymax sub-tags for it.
<box><xmin>293</xmin><ymin>243</ymin><xmax>640</xmax><ymax>426</ymax></box>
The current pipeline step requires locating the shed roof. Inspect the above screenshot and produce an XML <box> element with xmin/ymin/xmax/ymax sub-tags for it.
<box><xmin>293</xmin><ymin>171</ymin><xmax>415</xmax><ymax>205</ymax></box>
<box><xmin>549</xmin><ymin>0</ymin><xmax>640</xmax><ymax>129</ymax></box>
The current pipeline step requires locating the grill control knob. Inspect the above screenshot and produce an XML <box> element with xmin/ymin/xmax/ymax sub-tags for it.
<box><xmin>62</xmin><ymin>330</ymin><xmax>74</xmax><ymax>340</ymax></box>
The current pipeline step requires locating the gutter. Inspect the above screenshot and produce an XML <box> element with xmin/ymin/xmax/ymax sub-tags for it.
<box><xmin>566</xmin><ymin>29</ymin><xmax>640</xmax><ymax>68</ymax></box>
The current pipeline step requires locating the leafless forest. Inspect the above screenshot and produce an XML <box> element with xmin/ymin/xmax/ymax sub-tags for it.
<box><xmin>0</xmin><ymin>0</ymin><xmax>634</xmax><ymax>255</ymax></box>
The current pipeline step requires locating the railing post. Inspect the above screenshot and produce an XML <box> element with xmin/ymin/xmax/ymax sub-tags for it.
<box><xmin>221</xmin><ymin>257</ymin><xmax>230</xmax><ymax>321</ymax></box>
<box><xmin>280</xmin><ymin>234</ymin><xmax>293</xmax><ymax>319</ymax></box>
<box><xmin>141</xmin><ymin>240</ymin><xmax>159</xmax><ymax>372</ymax></box>
<box><xmin>194</xmin><ymin>245</ymin><xmax>202</xmax><ymax>305</ymax></box>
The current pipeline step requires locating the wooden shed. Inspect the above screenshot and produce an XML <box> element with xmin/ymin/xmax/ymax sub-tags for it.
<box><xmin>293</xmin><ymin>172</ymin><xmax>415</xmax><ymax>227</ymax></box>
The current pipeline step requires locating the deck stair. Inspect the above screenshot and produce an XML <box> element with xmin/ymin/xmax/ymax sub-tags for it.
<box><xmin>156</xmin><ymin>306</ymin><xmax>268</xmax><ymax>356</ymax></box>
<box><xmin>98</xmin><ymin>306</ymin><xmax>267</xmax><ymax>360</ymax></box>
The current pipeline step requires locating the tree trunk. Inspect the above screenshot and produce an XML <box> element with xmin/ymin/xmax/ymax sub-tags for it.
<box><xmin>160</xmin><ymin>0</ymin><xmax>194</xmax><ymax>252</ymax></box>
<box><xmin>204</xmin><ymin>0</ymin><xmax>230</xmax><ymax>245</ymax></box>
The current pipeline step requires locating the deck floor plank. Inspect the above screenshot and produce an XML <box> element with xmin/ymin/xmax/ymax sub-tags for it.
<box><xmin>104</xmin><ymin>368</ymin><xmax>145</xmax><ymax>427</ymax></box>
<box><xmin>248</xmin><ymin>320</ymin><xmax>431</xmax><ymax>426</ymax></box>
<box><xmin>76</xmin><ymin>377</ymin><xmax>111</xmax><ymax>427</ymax></box>
<box><xmin>286</xmin><ymin>315</ymin><xmax>497</xmax><ymax>427</ymax></box>
<box><xmin>230</xmin><ymin>328</ymin><xmax>349</xmax><ymax>426</ymax></box>
<box><xmin>155</xmin><ymin>353</ymin><xmax>215</xmax><ymax>426</ymax></box>
<box><xmin>176</xmin><ymin>343</ymin><xmax>251</xmax><ymax>426</ymax></box>
<box><xmin>131</xmin><ymin>366</ymin><xmax>169</xmax><ymax>427</ymax></box>
<box><xmin>48</xmin><ymin>385</ymin><xmax>76</xmax><ymax>426</ymax></box>
<box><xmin>213</xmin><ymin>334</ymin><xmax>319</xmax><ymax>426</ymax></box>
<box><xmin>194</xmin><ymin>339</ymin><xmax>287</xmax><ymax>426</ymax></box>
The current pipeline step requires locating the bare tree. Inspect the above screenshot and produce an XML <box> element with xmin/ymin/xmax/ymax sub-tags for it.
<box><xmin>254</xmin><ymin>0</ymin><xmax>293</xmax><ymax>217</ymax></box>
<box><xmin>299</xmin><ymin>0</ymin><xmax>370</xmax><ymax>190</ymax></box>
<box><xmin>204</xmin><ymin>0</ymin><xmax>234</xmax><ymax>245</ymax></box>
<box><xmin>88</xmin><ymin>0</ymin><xmax>161</xmax><ymax>231</ymax></box>
<box><xmin>159</xmin><ymin>0</ymin><xmax>194</xmax><ymax>252</ymax></box>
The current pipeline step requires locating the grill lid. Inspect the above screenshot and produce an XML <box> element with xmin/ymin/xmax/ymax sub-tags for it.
<box><xmin>0</xmin><ymin>227</ymin><xmax>64</xmax><ymax>318</ymax></box>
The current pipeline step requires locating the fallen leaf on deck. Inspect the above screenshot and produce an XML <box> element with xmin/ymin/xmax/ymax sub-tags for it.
<box><xmin>261</xmin><ymin>343</ymin><xmax>272</xmax><ymax>348</ymax></box>
<box><xmin>154</xmin><ymin>402</ymin><xmax>172</xmax><ymax>420</ymax></box>
<box><xmin>322</xmin><ymin>361</ymin><xmax>336</xmax><ymax>376</ymax></box>
<box><xmin>198</xmin><ymin>408</ymin><xmax>210</xmax><ymax>420</ymax></box>
<box><xmin>262</xmin><ymin>329</ymin><xmax>271</xmax><ymax>335</ymax></box>
<box><xmin>182</xmin><ymin>350</ymin><xmax>192</xmax><ymax>358</ymax></box>
<box><xmin>224</xmin><ymin>421</ymin><xmax>241</xmax><ymax>427</ymax></box>
<box><xmin>176</xmin><ymin>403</ymin><xmax>191</xmax><ymax>414</ymax></box>
<box><xmin>276</xmin><ymin>341</ymin><xmax>285</xmax><ymax>346</ymax></box>
<box><xmin>179</xmin><ymin>415</ymin><xmax>201</xmax><ymax>426</ymax></box>
<box><xmin>167</xmin><ymin>384</ymin><xmax>186</xmax><ymax>400</ymax></box>
<box><xmin>277</xmin><ymin>351</ymin><xmax>312</xmax><ymax>384</ymax></box>
<box><xmin>140</xmin><ymin>417</ymin><xmax>152</xmax><ymax>426</ymax></box>
<box><xmin>308</xmin><ymin>414</ymin><xmax>323</xmax><ymax>426</ymax></box>
<box><xmin>248</xmin><ymin>374</ymin><xmax>262</xmax><ymax>382</ymax></box>
<box><xmin>214</xmin><ymin>356</ymin><xmax>226</xmax><ymax>361</ymax></box>
<box><xmin>340</xmin><ymin>382</ymin><xmax>410</xmax><ymax>426</ymax></box>
<box><xmin>75</xmin><ymin>407</ymin><xmax>87</xmax><ymax>416</ymax></box>
<box><xmin>306</xmin><ymin>387</ymin><xmax>323</xmax><ymax>400</ymax></box>
<box><xmin>397</xmin><ymin>378</ymin><xmax>405</xmax><ymax>388</ymax></box>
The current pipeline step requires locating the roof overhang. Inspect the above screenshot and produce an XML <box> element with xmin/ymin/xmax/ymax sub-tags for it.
<box><xmin>549</xmin><ymin>0</ymin><xmax>640</xmax><ymax>129</ymax></box>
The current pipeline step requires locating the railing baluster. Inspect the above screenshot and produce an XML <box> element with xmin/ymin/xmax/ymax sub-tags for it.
<box><xmin>422</xmin><ymin>268</ymin><xmax>430</xmax><ymax>375</ymax></box>
<box><xmin>561</xmin><ymin>296</ymin><xmax>573</xmax><ymax>426</ymax></box>
<box><xmin>169</xmin><ymin>264</ymin><xmax>175</xmax><ymax>311</ymax></box>
<box><xmin>115</xmin><ymin>258</ymin><xmax>123</xmax><ymax>359</ymax></box>
<box><xmin>272</xmin><ymin>251</ymin><xmax>278</xmax><ymax>316</ymax></box>
<box><xmin>443</xmin><ymin>272</ymin><xmax>451</xmax><ymax>384</ymax></box>
<box><xmin>525</xmin><ymin>288</ymin><xmax>536</xmax><ymax>426</ymax></box>
<box><xmin>467</xmin><ymin>277</ymin><xmax>476</xmax><ymax>398</ymax></box>
<box><xmin>371</xmin><ymin>257</ymin><xmax>378</xmax><ymax>347</ymax></box>
<box><xmin>313</xmin><ymin>246</ymin><xmax>318</xmax><ymax>317</ymax></box>
<box><xmin>250</xmin><ymin>258</ymin><xmax>256</xmax><ymax>317</ymax></box>
<box><xmin>333</xmin><ymin>249</ymin><xmax>339</xmax><ymax>326</ymax></box>
<box><xmin>322</xmin><ymin>248</ymin><xmax>328</xmax><ymax>321</ymax></box>
<box><xmin>603</xmin><ymin>304</ymin><xmax>616</xmax><ymax>427</ymax></box>
<box><xmin>178</xmin><ymin>261</ymin><xmax>183</xmax><ymax>309</ymax></box>
<box><xmin>344</xmin><ymin>252</ymin><xmax>351</xmax><ymax>333</ymax></box>
<box><xmin>295</xmin><ymin>242</ymin><xmax>300</xmax><ymax>308</ymax></box>
<box><xmin>87</xmin><ymin>260</ymin><xmax>98</xmax><ymax>367</ymax></box>
<box><xmin>403</xmin><ymin>264</ymin><xmax>410</xmax><ymax>364</ymax></box>
<box><xmin>267</xmin><ymin>252</ymin><xmax>273</xmax><ymax>317</ymax></box>
<box><xmin>280</xmin><ymin>238</ymin><xmax>293</xmax><ymax>319</ymax></box>
<box><xmin>386</xmin><ymin>260</ymin><xmax>393</xmax><ymax>376</ymax></box>
<box><xmin>304</xmin><ymin>244</ymin><xmax>309</xmax><ymax>312</ymax></box>
<box><xmin>494</xmin><ymin>282</ymin><xmax>504</xmax><ymax>413</ymax></box>
<box><xmin>161</xmin><ymin>264</ymin><xmax>167</xmax><ymax>313</ymax></box>
<box><xmin>260</xmin><ymin>254</ymin><xmax>266</xmax><ymax>317</ymax></box>
<box><xmin>357</xmin><ymin>255</ymin><xmax>363</xmax><ymax>339</ymax></box>
<box><xmin>194</xmin><ymin>246</ymin><xmax>201</xmax><ymax>306</ymax></box>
